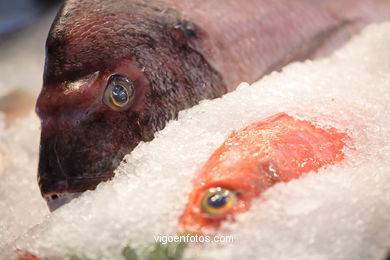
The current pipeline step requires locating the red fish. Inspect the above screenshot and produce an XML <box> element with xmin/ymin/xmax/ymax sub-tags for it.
<box><xmin>36</xmin><ymin>0</ymin><xmax>389</xmax><ymax>210</ymax></box>
<box><xmin>15</xmin><ymin>249</ymin><xmax>39</xmax><ymax>260</ymax></box>
<box><xmin>180</xmin><ymin>113</ymin><xmax>348</xmax><ymax>231</ymax></box>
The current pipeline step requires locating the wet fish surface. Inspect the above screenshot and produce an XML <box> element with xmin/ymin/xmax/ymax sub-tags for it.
<box><xmin>36</xmin><ymin>0</ymin><xmax>390</xmax><ymax>210</ymax></box>
<box><xmin>180</xmin><ymin>113</ymin><xmax>348</xmax><ymax>231</ymax></box>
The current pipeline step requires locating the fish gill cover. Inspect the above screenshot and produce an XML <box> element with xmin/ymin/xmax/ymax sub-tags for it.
<box><xmin>0</xmin><ymin>23</ymin><xmax>390</xmax><ymax>259</ymax></box>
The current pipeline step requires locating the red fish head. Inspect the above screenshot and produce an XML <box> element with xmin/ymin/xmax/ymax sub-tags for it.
<box><xmin>179</xmin><ymin>185</ymin><xmax>245</xmax><ymax>232</ymax></box>
<box><xmin>180</xmin><ymin>113</ymin><xmax>348</xmax><ymax>232</ymax></box>
<box><xmin>179</xmin><ymin>160</ymin><xmax>275</xmax><ymax>232</ymax></box>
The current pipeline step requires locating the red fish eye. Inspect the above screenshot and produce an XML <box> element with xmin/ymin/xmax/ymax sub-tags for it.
<box><xmin>103</xmin><ymin>75</ymin><xmax>135</xmax><ymax>111</ymax></box>
<box><xmin>208</xmin><ymin>193</ymin><xmax>228</xmax><ymax>208</ymax></box>
<box><xmin>201</xmin><ymin>187</ymin><xmax>236</xmax><ymax>217</ymax></box>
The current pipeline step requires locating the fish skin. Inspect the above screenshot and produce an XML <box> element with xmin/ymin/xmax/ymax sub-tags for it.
<box><xmin>15</xmin><ymin>249</ymin><xmax>39</xmax><ymax>260</ymax></box>
<box><xmin>36</xmin><ymin>0</ymin><xmax>389</xmax><ymax>207</ymax></box>
<box><xmin>179</xmin><ymin>113</ymin><xmax>348</xmax><ymax>231</ymax></box>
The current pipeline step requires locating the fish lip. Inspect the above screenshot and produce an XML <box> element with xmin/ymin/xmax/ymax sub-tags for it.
<box><xmin>39</xmin><ymin>175</ymin><xmax>114</xmax><ymax>193</ymax></box>
<box><xmin>39</xmin><ymin>175</ymin><xmax>114</xmax><ymax>211</ymax></box>
<box><xmin>45</xmin><ymin>192</ymin><xmax>83</xmax><ymax>212</ymax></box>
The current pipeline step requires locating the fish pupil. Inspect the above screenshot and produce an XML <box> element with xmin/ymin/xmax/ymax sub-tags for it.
<box><xmin>208</xmin><ymin>193</ymin><xmax>227</xmax><ymax>208</ymax></box>
<box><xmin>112</xmin><ymin>85</ymin><xmax>128</xmax><ymax>104</ymax></box>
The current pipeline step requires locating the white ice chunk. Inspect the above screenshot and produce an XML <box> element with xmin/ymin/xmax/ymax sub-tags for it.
<box><xmin>0</xmin><ymin>114</ymin><xmax>48</xmax><ymax>249</ymax></box>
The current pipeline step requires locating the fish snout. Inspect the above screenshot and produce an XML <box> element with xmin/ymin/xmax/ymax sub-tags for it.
<box><xmin>44</xmin><ymin>191</ymin><xmax>82</xmax><ymax>212</ymax></box>
<box><xmin>37</xmin><ymin>118</ymin><xmax>120</xmax><ymax>210</ymax></box>
<box><xmin>37</xmin><ymin>126</ymin><xmax>138</xmax><ymax>210</ymax></box>
<box><xmin>39</xmin><ymin>175</ymin><xmax>112</xmax><ymax>211</ymax></box>
<box><xmin>38</xmin><ymin>177</ymin><xmax>78</xmax><ymax>211</ymax></box>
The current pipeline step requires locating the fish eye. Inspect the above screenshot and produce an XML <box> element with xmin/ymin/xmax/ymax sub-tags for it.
<box><xmin>201</xmin><ymin>187</ymin><xmax>236</xmax><ymax>217</ymax></box>
<box><xmin>103</xmin><ymin>75</ymin><xmax>134</xmax><ymax>111</ymax></box>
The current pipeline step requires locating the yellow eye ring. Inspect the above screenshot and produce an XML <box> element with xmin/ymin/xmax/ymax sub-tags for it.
<box><xmin>103</xmin><ymin>75</ymin><xmax>134</xmax><ymax>111</ymax></box>
<box><xmin>201</xmin><ymin>187</ymin><xmax>236</xmax><ymax>217</ymax></box>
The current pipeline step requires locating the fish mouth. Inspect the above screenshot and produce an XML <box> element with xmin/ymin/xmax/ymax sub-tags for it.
<box><xmin>45</xmin><ymin>192</ymin><xmax>83</xmax><ymax>211</ymax></box>
<box><xmin>39</xmin><ymin>175</ymin><xmax>113</xmax><ymax>211</ymax></box>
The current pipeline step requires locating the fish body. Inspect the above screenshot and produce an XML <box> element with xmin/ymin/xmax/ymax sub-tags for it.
<box><xmin>180</xmin><ymin>113</ymin><xmax>348</xmax><ymax>231</ymax></box>
<box><xmin>36</xmin><ymin>0</ymin><xmax>389</xmax><ymax>209</ymax></box>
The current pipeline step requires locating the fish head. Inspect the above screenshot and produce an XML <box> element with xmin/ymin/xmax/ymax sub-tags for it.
<box><xmin>35</xmin><ymin>4</ymin><xmax>160</xmax><ymax>210</ymax></box>
<box><xmin>36</xmin><ymin>57</ymin><xmax>153</xmax><ymax>211</ymax></box>
<box><xmin>36</xmin><ymin>1</ymin><xmax>226</xmax><ymax>210</ymax></box>
<box><xmin>180</xmin><ymin>122</ymin><xmax>288</xmax><ymax>232</ymax></box>
<box><xmin>180</xmin><ymin>112</ymin><xmax>349</xmax><ymax>232</ymax></box>
<box><xmin>179</xmin><ymin>161</ymin><xmax>271</xmax><ymax>232</ymax></box>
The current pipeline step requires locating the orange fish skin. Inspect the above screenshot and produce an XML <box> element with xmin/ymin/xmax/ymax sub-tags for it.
<box><xmin>15</xmin><ymin>249</ymin><xmax>39</xmax><ymax>260</ymax></box>
<box><xmin>180</xmin><ymin>113</ymin><xmax>348</xmax><ymax>231</ymax></box>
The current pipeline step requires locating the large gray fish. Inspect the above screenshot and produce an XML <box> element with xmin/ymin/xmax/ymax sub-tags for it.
<box><xmin>36</xmin><ymin>0</ymin><xmax>390</xmax><ymax>210</ymax></box>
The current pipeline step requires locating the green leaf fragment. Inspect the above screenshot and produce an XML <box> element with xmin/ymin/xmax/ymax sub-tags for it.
<box><xmin>122</xmin><ymin>245</ymin><xmax>138</xmax><ymax>260</ymax></box>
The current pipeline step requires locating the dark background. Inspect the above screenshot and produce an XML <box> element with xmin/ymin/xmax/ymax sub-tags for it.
<box><xmin>0</xmin><ymin>0</ymin><xmax>61</xmax><ymax>37</ymax></box>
